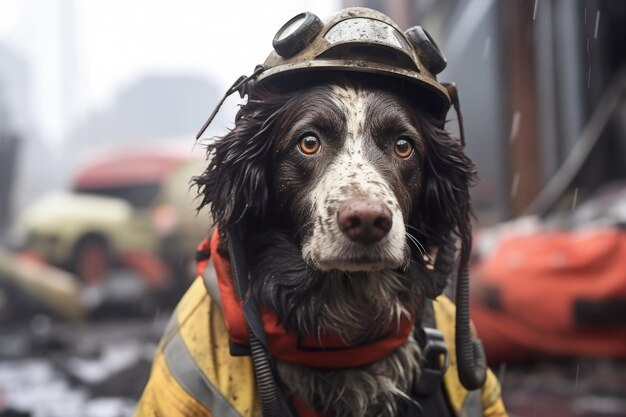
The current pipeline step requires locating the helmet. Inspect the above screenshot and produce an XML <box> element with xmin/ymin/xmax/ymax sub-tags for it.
<box><xmin>196</xmin><ymin>7</ymin><xmax>452</xmax><ymax>139</ymax></box>
<box><xmin>257</xmin><ymin>8</ymin><xmax>449</xmax><ymax>118</ymax></box>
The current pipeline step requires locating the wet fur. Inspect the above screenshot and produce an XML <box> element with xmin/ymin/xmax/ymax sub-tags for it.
<box><xmin>195</xmin><ymin>76</ymin><xmax>475</xmax><ymax>417</ymax></box>
<box><xmin>276</xmin><ymin>339</ymin><xmax>421</xmax><ymax>417</ymax></box>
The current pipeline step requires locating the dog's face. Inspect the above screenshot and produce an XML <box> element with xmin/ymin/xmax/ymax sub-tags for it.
<box><xmin>195</xmin><ymin>76</ymin><xmax>475</xmax><ymax>417</ymax></box>
<box><xmin>196</xmin><ymin>76</ymin><xmax>474</xmax><ymax>283</ymax></box>
<box><xmin>271</xmin><ymin>85</ymin><xmax>424</xmax><ymax>271</ymax></box>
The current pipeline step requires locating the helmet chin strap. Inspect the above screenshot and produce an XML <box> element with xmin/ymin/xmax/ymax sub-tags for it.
<box><xmin>442</xmin><ymin>82</ymin><xmax>466</xmax><ymax>147</ymax></box>
<box><xmin>226</xmin><ymin>225</ymin><xmax>297</xmax><ymax>417</ymax></box>
<box><xmin>195</xmin><ymin>65</ymin><xmax>265</xmax><ymax>140</ymax></box>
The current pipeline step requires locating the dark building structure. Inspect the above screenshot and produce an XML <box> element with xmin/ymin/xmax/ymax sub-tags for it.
<box><xmin>344</xmin><ymin>0</ymin><xmax>626</xmax><ymax>223</ymax></box>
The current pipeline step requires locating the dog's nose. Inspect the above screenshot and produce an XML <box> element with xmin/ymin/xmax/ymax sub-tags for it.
<box><xmin>337</xmin><ymin>199</ymin><xmax>393</xmax><ymax>244</ymax></box>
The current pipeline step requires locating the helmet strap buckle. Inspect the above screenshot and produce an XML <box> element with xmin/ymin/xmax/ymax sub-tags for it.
<box><xmin>196</xmin><ymin>66</ymin><xmax>265</xmax><ymax>140</ymax></box>
<box><xmin>442</xmin><ymin>82</ymin><xmax>466</xmax><ymax>148</ymax></box>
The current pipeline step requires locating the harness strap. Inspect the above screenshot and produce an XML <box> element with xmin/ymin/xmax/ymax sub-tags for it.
<box><xmin>226</xmin><ymin>227</ymin><xmax>298</xmax><ymax>417</ymax></box>
<box><xmin>409</xmin><ymin>299</ymin><xmax>454</xmax><ymax>417</ymax></box>
<box><xmin>195</xmin><ymin>248</ymin><xmax>211</xmax><ymax>262</ymax></box>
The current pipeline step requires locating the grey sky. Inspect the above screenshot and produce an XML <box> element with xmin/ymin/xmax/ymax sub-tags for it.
<box><xmin>0</xmin><ymin>0</ymin><xmax>340</xmax><ymax>143</ymax></box>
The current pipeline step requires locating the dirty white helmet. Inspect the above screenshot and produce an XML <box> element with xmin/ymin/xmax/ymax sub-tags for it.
<box><xmin>259</xmin><ymin>8</ymin><xmax>449</xmax><ymax>118</ymax></box>
<box><xmin>197</xmin><ymin>7</ymin><xmax>454</xmax><ymax>139</ymax></box>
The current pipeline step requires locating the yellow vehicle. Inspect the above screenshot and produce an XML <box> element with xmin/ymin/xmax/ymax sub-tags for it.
<box><xmin>0</xmin><ymin>250</ymin><xmax>85</xmax><ymax>322</ymax></box>
<box><xmin>12</xmin><ymin>146</ymin><xmax>210</xmax><ymax>288</ymax></box>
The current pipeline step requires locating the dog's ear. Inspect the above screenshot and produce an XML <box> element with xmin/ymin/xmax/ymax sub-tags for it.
<box><xmin>412</xmin><ymin>117</ymin><xmax>476</xmax><ymax>295</ymax></box>
<box><xmin>194</xmin><ymin>101</ymin><xmax>282</xmax><ymax>235</ymax></box>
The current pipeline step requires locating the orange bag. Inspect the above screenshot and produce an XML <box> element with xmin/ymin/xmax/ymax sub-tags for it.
<box><xmin>471</xmin><ymin>228</ymin><xmax>626</xmax><ymax>363</ymax></box>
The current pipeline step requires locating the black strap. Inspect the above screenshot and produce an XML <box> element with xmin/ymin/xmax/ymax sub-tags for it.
<box><xmin>195</xmin><ymin>66</ymin><xmax>265</xmax><ymax>140</ymax></box>
<box><xmin>226</xmin><ymin>227</ymin><xmax>249</xmax><ymax>300</ymax></box>
<box><xmin>195</xmin><ymin>248</ymin><xmax>211</xmax><ymax>262</ymax></box>
<box><xmin>441</xmin><ymin>82</ymin><xmax>466</xmax><ymax>148</ymax></box>
<box><xmin>226</xmin><ymin>227</ymin><xmax>297</xmax><ymax>417</ymax></box>
<box><xmin>407</xmin><ymin>299</ymin><xmax>454</xmax><ymax>417</ymax></box>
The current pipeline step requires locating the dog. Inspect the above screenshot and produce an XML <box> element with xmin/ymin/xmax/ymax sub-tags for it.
<box><xmin>192</xmin><ymin>74</ymin><xmax>476</xmax><ymax>417</ymax></box>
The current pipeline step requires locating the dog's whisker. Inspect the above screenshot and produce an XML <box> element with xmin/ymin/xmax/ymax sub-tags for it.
<box><xmin>409</xmin><ymin>233</ymin><xmax>427</xmax><ymax>255</ymax></box>
<box><xmin>404</xmin><ymin>223</ymin><xmax>432</xmax><ymax>238</ymax></box>
<box><xmin>405</xmin><ymin>232</ymin><xmax>427</xmax><ymax>257</ymax></box>
<box><xmin>294</xmin><ymin>219</ymin><xmax>316</xmax><ymax>239</ymax></box>
<box><xmin>404</xmin><ymin>233</ymin><xmax>418</xmax><ymax>251</ymax></box>
<box><xmin>404</xmin><ymin>231</ymin><xmax>422</xmax><ymax>250</ymax></box>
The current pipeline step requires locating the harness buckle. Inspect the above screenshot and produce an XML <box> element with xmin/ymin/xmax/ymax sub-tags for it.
<box><xmin>415</xmin><ymin>327</ymin><xmax>448</xmax><ymax>395</ymax></box>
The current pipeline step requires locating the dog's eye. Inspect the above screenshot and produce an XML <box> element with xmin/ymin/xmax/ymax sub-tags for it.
<box><xmin>394</xmin><ymin>138</ymin><xmax>414</xmax><ymax>158</ymax></box>
<box><xmin>298</xmin><ymin>135</ymin><xmax>321</xmax><ymax>155</ymax></box>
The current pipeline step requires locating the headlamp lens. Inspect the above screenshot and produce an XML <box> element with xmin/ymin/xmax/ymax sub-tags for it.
<box><xmin>272</xmin><ymin>12</ymin><xmax>323</xmax><ymax>58</ymax></box>
<box><xmin>276</xmin><ymin>14</ymin><xmax>306</xmax><ymax>41</ymax></box>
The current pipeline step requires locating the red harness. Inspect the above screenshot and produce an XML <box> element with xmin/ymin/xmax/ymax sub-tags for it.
<box><xmin>197</xmin><ymin>230</ymin><xmax>416</xmax><ymax>369</ymax></box>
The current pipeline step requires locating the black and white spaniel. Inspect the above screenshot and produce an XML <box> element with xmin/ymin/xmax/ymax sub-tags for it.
<box><xmin>195</xmin><ymin>74</ymin><xmax>475</xmax><ymax>417</ymax></box>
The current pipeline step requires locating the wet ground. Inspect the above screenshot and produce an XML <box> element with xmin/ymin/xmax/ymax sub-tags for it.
<box><xmin>500</xmin><ymin>360</ymin><xmax>626</xmax><ymax>417</ymax></box>
<box><xmin>0</xmin><ymin>315</ymin><xmax>625</xmax><ymax>417</ymax></box>
<box><xmin>0</xmin><ymin>316</ymin><xmax>168</xmax><ymax>417</ymax></box>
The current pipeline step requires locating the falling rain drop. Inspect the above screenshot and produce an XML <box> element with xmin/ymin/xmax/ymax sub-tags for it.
<box><xmin>594</xmin><ymin>11</ymin><xmax>601</xmax><ymax>39</ymax></box>
<box><xmin>587</xmin><ymin>66</ymin><xmax>592</xmax><ymax>89</ymax></box>
<box><xmin>483</xmin><ymin>36</ymin><xmax>492</xmax><ymax>59</ymax></box>
<box><xmin>584</xmin><ymin>8</ymin><xmax>587</xmax><ymax>24</ymax></box>
<box><xmin>509</xmin><ymin>111</ymin><xmax>521</xmax><ymax>143</ymax></box>
<box><xmin>511</xmin><ymin>173</ymin><xmax>520</xmax><ymax>199</ymax></box>
<box><xmin>572</xmin><ymin>188</ymin><xmax>579</xmax><ymax>211</ymax></box>
<box><xmin>498</xmin><ymin>362</ymin><xmax>507</xmax><ymax>387</ymax></box>
<box><xmin>532</xmin><ymin>0</ymin><xmax>538</xmax><ymax>20</ymax></box>
<box><xmin>575</xmin><ymin>363</ymin><xmax>580</xmax><ymax>388</ymax></box>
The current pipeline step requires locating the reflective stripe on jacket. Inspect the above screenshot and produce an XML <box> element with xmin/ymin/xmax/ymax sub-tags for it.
<box><xmin>134</xmin><ymin>268</ymin><xmax>507</xmax><ymax>417</ymax></box>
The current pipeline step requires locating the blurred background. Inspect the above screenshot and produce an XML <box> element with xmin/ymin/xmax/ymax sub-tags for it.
<box><xmin>0</xmin><ymin>0</ymin><xmax>625</xmax><ymax>416</ymax></box>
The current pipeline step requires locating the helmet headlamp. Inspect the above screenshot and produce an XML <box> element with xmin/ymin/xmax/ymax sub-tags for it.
<box><xmin>272</xmin><ymin>12</ymin><xmax>323</xmax><ymax>58</ymax></box>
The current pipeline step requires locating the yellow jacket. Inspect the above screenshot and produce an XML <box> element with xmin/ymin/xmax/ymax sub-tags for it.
<box><xmin>135</xmin><ymin>274</ymin><xmax>507</xmax><ymax>417</ymax></box>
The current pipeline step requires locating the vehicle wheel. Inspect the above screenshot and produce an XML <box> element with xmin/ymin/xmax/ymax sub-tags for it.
<box><xmin>71</xmin><ymin>235</ymin><xmax>111</xmax><ymax>285</ymax></box>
